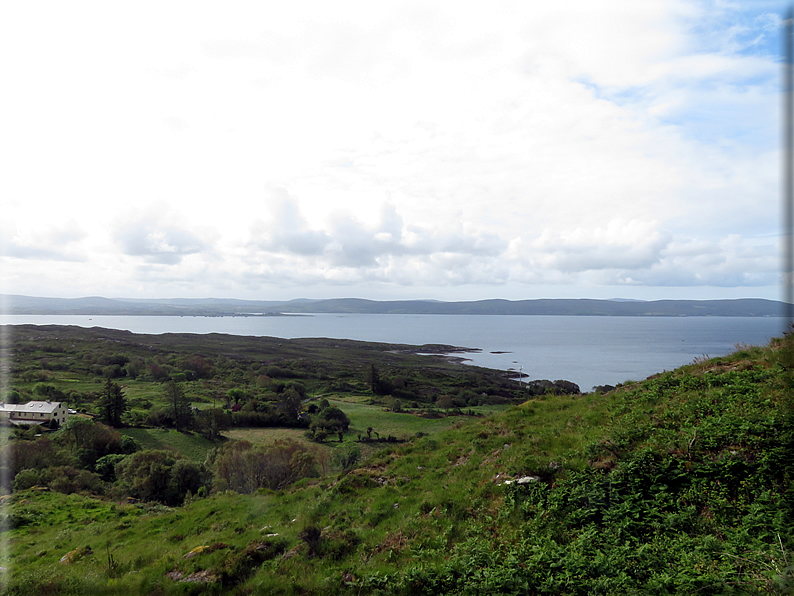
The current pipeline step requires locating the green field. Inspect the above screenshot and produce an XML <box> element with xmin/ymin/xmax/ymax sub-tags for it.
<box><xmin>222</xmin><ymin>427</ymin><xmax>313</xmax><ymax>446</ymax></box>
<box><xmin>330</xmin><ymin>398</ymin><xmax>510</xmax><ymax>438</ymax></box>
<box><xmin>116</xmin><ymin>400</ymin><xmax>510</xmax><ymax>465</ymax></box>
<box><xmin>119</xmin><ymin>428</ymin><xmax>218</xmax><ymax>463</ymax></box>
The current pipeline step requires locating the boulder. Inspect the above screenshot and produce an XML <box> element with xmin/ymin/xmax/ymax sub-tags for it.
<box><xmin>59</xmin><ymin>546</ymin><xmax>93</xmax><ymax>564</ymax></box>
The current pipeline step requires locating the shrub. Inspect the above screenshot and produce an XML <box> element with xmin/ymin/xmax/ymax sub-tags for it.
<box><xmin>144</xmin><ymin>407</ymin><xmax>175</xmax><ymax>428</ymax></box>
<box><xmin>119</xmin><ymin>435</ymin><xmax>139</xmax><ymax>454</ymax></box>
<box><xmin>299</xmin><ymin>525</ymin><xmax>323</xmax><ymax>557</ymax></box>
<box><xmin>48</xmin><ymin>466</ymin><xmax>104</xmax><ymax>494</ymax></box>
<box><xmin>325</xmin><ymin>530</ymin><xmax>361</xmax><ymax>561</ymax></box>
<box><xmin>95</xmin><ymin>453</ymin><xmax>127</xmax><ymax>482</ymax></box>
<box><xmin>3</xmin><ymin>436</ymin><xmax>68</xmax><ymax>476</ymax></box>
<box><xmin>217</xmin><ymin>539</ymin><xmax>287</xmax><ymax>587</ymax></box>
<box><xmin>319</xmin><ymin>406</ymin><xmax>350</xmax><ymax>430</ymax></box>
<box><xmin>13</xmin><ymin>468</ymin><xmax>46</xmax><ymax>491</ymax></box>
<box><xmin>58</xmin><ymin>417</ymin><xmax>123</xmax><ymax>460</ymax></box>
<box><xmin>116</xmin><ymin>449</ymin><xmax>177</xmax><ymax>504</ymax></box>
<box><xmin>102</xmin><ymin>364</ymin><xmax>126</xmax><ymax>379</ymax></box>
<box><xmin>213</xmin><ymin>439</ymin><xmax>321</xmax><ymax>493</ymax></box>
<box><xmin>333</xmin><ymin>444</ymin><xmax>361</xmax><ymax>471</ymax></box>
<box><xmin>32</xmin><ymin>383</ymin><xmax>66</xmax><ymax>401</ymax></box>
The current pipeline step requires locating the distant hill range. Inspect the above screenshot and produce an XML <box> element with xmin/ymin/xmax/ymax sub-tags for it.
<box><xmin>1</xmin><ymin>295</ymin><xmax>787</xmax><ymax>317</ymax></box>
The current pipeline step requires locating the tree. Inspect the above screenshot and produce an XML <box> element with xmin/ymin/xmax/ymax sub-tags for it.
<box><xmin>195</xmin><ymin>408</ymin><xmax>230</xmax><ymax>441</ymax></box>
<box><xmin>227</xmin><ymin>388</ymin><xmax>246</xmax><ymax>405</ymax></box>
<box><xmin>95</xmin><ymin>453</ymin><xmax>127</xmax><ymax>482</ymax></box>
<box><xmin>102</xmin><ymin>364</ymin><xmax>126</xmax><ymax>379</ymax></box>
<box><xmin>168</xmin><ymin>460</ymin><xmax>205</xmax><ymax>503</ymax></box>
<box><xmin>367</xmin><ymin>364</ymin><xmax>380</xmax><ymax>394</ymax></box>
<box><xmin>116</xmin><ymin>449</ymin><xmax>176</xmax><ymax>503</ymax></box>
<box><xmin>33</xmin><ymin>383</ymin><xmax>65</xmax><ymax>401</ymax></box>
<box><xmin>99</xmin><ymin>378</ymin><xmax>127</xmax><ymax>427</ymax></box>
<box><xmin>280</xmin><ymin>387</ymin><xmax>302</xmax><ymax>421</ymax></box>
<box><xmin>116</xmin><ymin>449</ymin><xmax>208</xmax><ymax>505</ymax></box>
<box><xmin>57</xmin><ymin>417</ymin><xmax>122</xmax><ymax>462</ymax></box>
<box><xmin>365</xmin><ymin>364</ymin><xmax>393</xmax><ymax>395</ymax></box>
<box><xmin>164</xmin><ymin>381</ymin><xmax>192</xmax><ymax>432</ymax></box>
<box><xmin>319</xmin><ymin>406</ymin><xmax>350</xmax><ymax>431</ymax></box>
<box><xmin>436</xmin><ymin>395</ymin><xmax>454</xmax><ymax>412</ymax></box>
<box><xmin>333</xmin><ymin>443</ymin><xmax>360</xmax><ymax>471</ymax></box>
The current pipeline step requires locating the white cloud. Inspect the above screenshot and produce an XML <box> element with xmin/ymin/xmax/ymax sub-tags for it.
<box><xmin>0</xmin><ymin>220</ymin><xmax>87</xmax><ymax>262</ymax></box>
<box><xmin>249</xmin><ymin>190</ymin><xmax>331</xmax><ymax>256</ymax></box>
<box><xmin>245</xmin><ymin>195</ymin><xmax>506</xmax><ymax>272</ymax></box>
<box><xmin>0</xmin><ymin>1</ymin><xmax>783</xmax><ymax>300</ymax></box>
<box><xmin>528</xmin><ymin>220</ymin><xmax>670</xmax><ymax>273</ymax></box>
<box><xmin>113</xmin><ymin>207</ymin><xmax>212</xmax><ymax>265</ymax></box>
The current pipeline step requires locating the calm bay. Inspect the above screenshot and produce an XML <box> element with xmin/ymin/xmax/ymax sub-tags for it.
<box><xmin>2</xmin><ymin>314</ymin><xmax>785</xmax><ymax>391</ymax></box>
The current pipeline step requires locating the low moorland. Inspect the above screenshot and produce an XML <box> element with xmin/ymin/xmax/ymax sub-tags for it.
<box><xmin>1</xmin><ymin>326</ymin><xmax>793</xmax><ymax>594</ymax></box>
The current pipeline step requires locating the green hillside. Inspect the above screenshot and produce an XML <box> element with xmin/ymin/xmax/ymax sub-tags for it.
<box><xmin>4</xmin><ymin>338</ymin><xmax>794</xmax><ymax>594</ymax></box>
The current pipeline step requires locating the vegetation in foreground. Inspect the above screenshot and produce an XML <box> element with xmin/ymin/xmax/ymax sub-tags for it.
<box><xmin>1</xmin><ymin>325</ymin><xmax>544</xmax><ymax>512</ymax></box>
<box><xmin>2</xmin><ymin>328</ymin><xmax>794</xmax><ymax>594</ymax></box>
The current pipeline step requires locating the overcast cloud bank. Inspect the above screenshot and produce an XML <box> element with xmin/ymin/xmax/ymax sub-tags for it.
<box><xmin>0</xmin><ymin>1</ymin><xmax>784</xmax><ymax>301</ymax></box>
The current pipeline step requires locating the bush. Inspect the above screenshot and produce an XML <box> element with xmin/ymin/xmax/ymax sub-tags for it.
<box><xmin>103</xmin><ymin>364</ymin><xmax>126</xmax><ymax>379</ymax></box>
<box><xmin>213</xmin><ymin>439</ymin><xmax>322</xmax><ymax>493</ymax></box>
<box><xmin>333</xmin><ymin>444</ymin><xmax>361</xmax><ymax>471</ymax></box>
<box><xmin>144</xmin><ymin>407</ymin><xmax>175</xmax><ymax>428</ymax></box>
<box><xmin>95</xmin><ymin>453</ymin><xmax>127</xmax><ymax>482</ymax></box>
<box><xmin>47</xmin><ymin>466</ymin><xmax>104</xmax><ymax>494</ymax></box>
<box><xmin>3</xmin><ymin>436</ymin><xmax>68</xmax><ymax>476</ymax></box>
<box><xmin>325</xmin><ymin>530</ymin><xmax>361</xmax><ymax>561</ymax></box>
<box><xmin>217</xmin><ymin>539</ymin><xmax>287</xmax><ymax>587</ymax></box>
<box><xmin>116</xmin><ymin>450</ymin><xmax>177</xmax><ymax>504</ymax></box>
<box><xmin>266</xmin><ymin>366</ymin><xmax>304</xmax><ymax>379</ymax></box>
<box><xmin>319</xmin><ymin>406</ymin><xmax>350</xmax><ymax>430</ymax></box>
<box><xmin>299</xmin><ymin>525</ymin><xmax>323</xmax><ymax>557</ymax></box>
<box><xmin>120</xmin><ymin>435</ymin><xmax>139</xmax><ymax>454</ymax></box>
<box><xmin>32</xmin><ymin>383</ymin><xmax>66</xmax><ymax>401</ymax></box>
<box><xmin>13</xmin><ymin>468</ymin><xmax>46</xmax><ymax>491</ymax></box>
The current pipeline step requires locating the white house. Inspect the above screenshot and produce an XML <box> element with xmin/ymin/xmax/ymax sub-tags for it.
<box><xmin>0</xmin><ymin>401</ymin><xmax>69</xmax><ymax>427</ymax></box>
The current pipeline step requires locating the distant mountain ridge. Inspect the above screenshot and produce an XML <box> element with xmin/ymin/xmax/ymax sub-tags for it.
<box><xmin>0</xmin><ymin>295</ymin><xmax>786</xmax><ymax>317</ymax></box>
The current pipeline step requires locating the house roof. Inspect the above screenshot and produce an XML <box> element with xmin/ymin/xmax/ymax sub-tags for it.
<box><xmin>0</xmin><ymin>401</ymin><xmax>63</xmax><ymax>414</ymax></box>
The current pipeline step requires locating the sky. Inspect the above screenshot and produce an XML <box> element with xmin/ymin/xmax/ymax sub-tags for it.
<box><xmin>0</xmin><ymin>0</ymin><xmax>787</xmax><ymax>302</ymax></box>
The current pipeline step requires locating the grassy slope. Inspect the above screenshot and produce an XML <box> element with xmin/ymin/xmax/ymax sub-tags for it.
<box><xmin>5</xmin><ymin>342</ymin><xmax>794</xmax><ymax>595</ymax></box>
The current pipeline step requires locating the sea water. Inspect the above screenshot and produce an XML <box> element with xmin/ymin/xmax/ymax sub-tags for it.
<box><xmin>1</xmin><ymin>314</ymin><xmax>784</xmax><ymax>391</ymax></box>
